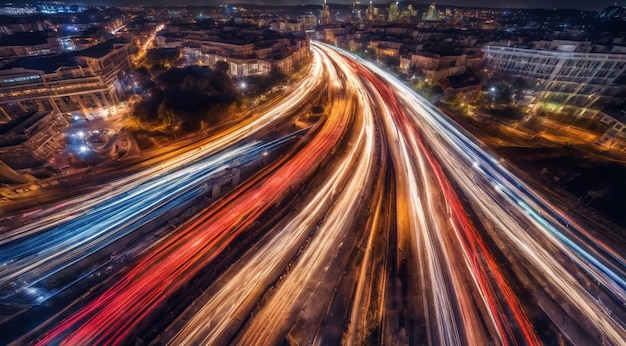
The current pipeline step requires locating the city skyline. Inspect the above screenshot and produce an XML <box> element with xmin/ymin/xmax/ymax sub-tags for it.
<box><xmin>1</xmin><ymin>0</ymin><xmax>623</xmax><ymax>11</ymax></box>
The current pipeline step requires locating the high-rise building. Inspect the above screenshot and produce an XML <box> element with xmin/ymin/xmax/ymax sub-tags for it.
<box><xmin>352</xmin><ymin>1</ymin><xmax>362</xmax><ymax>20</ymax></box>
<box><xmin>425</xmin><ymin>2</ymin><xmax>439</xmax><ymax>21</ymax></box>
<box><xmin>320</xmin><ymin>0</ymin><xmax>331</xmax><ymax>25</ymax></box>
<box><xmin>388</xmin><ymin>1</ymin><xmax>399</xmax><ymax>22</ymax></box>
<box><xmin>367</xmin><ymin>1</ymin><xmax>374</xmax><ymax>21</ymax></box>
<box><xmin>400</xmin><ymin>4</ymin><xmax>417</xmax><ymax>21</ymax></box>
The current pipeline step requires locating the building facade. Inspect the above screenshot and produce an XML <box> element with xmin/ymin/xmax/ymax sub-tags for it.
<box><xmin>425</xmin><ymin>3</ymin><xmax>439</xmax><ymax>21</ymax></box>
<box><xmin>411</xmin><ymin>53</ymin><xmax>467</xmax><ymax>82</ymax></box>
<box><xmin>0</xmin><ymin>110</ymin><xmax>69</xmax><ymax>177</ymax></box>
<box><xmin>178</xmin><ymin>37</ymin><xmax>310</xmax><ymax>77</ymax></box>
<box><xmin>0</xmin><ymin>36</ymin><xmax>62</xmax><ymax>61</ymax></box>
<box><xmin>388</xmin><ymin>2</ymin><xmax>399</xmax><ymax>22</ymax></box>
<box><xmin>20</xmin><ymin>111</ymin><xmax>69</xmax><ymax>160</ymax></box>
<box><xmin>595</xmin><ymin>108</ymin><xmax>626</xmax><ymax>152</ymax></box>
<box><xmin>483</xmin><ymin>45</ymin><xmax>626</xmax><ymax>108</ymax></box>
<box><xmin>0</xmin><ymin>39</ymin><xmax>131</xmax><ymax>122</ymax></box>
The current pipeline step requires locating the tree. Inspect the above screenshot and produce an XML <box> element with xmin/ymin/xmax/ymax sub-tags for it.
<box><xmin>157</xmin><ymin>100</ymin><xmax>180</xmax><ymax>130</ymax></box>
<box><xmin>215</xmin><ymin>60</ymin><xmax>230</xmax><ymax>73</ymax></box>
<box><xmin>131</xmin><ymin>65</ymin><xmax>240</xmax><ymax>133</ymax></box>
<box><xmin>496</xmin><ymin>85</ymin><xmax>513</xmax><ymax>104</ymax></box>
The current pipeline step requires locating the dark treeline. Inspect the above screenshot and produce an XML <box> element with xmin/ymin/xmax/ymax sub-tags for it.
<box><xmin>133</xmin><ymin>65</ymin><xmax>239</xmax><ymax>132</ymax></box>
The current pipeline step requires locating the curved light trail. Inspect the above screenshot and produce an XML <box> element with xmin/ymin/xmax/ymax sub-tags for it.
<box><xmin>328</xmin><ymin>43</ymin><xmax>626</xmax><ymax>345</ymax></box>
<box><xmin>3</xmin><ymin>41</ymin><xmax>624</xmax><ymax>346</ymax></box>
<box><xmin>33</xmin><ymin>46</ymin><xmax>353</xmax><ymax>346</ymax></box>
<box><xmin>0</xmin><ymin>137</ymin><xmax>292</xmax><ymax>304</ymax></box>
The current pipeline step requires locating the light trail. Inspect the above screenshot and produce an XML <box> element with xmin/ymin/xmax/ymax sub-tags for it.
<box><xmin>2</xmin><ymin>49</ymin><xmax>325</xmax><ymax>244</ymax></box>
<box><xmin>0</xmin><ymin>137</ymin><xmax>293</xmax><ymax>304</ymax></box>
<box><xmin>327</xmin><ymin>43</ymin><xmax>625</xmax><ymax>345</ymax></box>
<box><xmin>33</xmin><ymin>46</ymin><xmax>352</xmax><ymax>345</ymax></box>
<box><xmin>0</xmin><ymin>51</ymin><xmax>326</xmax><ymax>305</ymax></box>
<box><xmin>6</xmin><ymin>39</ymin><xmax>625</xmax><ymax>346</ymax></box>
<box><xmin>232</xmin><ymin>45</ymin><xmax>378</xmax><ymax>346</ymax></box>
<box><xmin>329</xmin><ymin>47</ymin><xmax>535</xmax><ymax>344</ymax></box>
<box><xmin>162</xmin><ymin>46</ymin><xmax>357</xmax><ymax>346</ymax></box>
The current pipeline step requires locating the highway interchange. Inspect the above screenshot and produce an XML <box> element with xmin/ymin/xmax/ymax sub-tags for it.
<box><xmin>1</xmin><ymin>42</ymin><xmax>625</xmax><ymax>345</ymax></box>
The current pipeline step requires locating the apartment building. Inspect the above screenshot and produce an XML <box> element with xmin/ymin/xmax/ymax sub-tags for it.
<box><xmin>410</xmin><ymin>53</ymin><xmax>467</xmax><ymax>82</ymax></box>
<box><xmin>0</xmin><ymin>38</ymin><xmax>131</xmax><ymax>123</ymax></box>
<box><xmin>165</xmin><ymin>25</ymin><xmax>310</xmax><ymax>77</ymax></box>
<box><xmin>482</xmin><ymin>42</ymin><xmax>626</xmax><ymax>108</ymax></box>
<box><xmin>0</xmin><ymin>32</ymin><xmax>62</xmax><ymax>61</ymax></box>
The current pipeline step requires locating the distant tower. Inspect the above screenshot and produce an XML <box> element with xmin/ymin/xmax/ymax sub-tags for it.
<box><xmin>388</xmin><ymin>1</ymin><xmax>399</xmax><ymax>22</ymax></box>
<box><xmin>320</xmin><ymin>0</ymin><xmax>331</xmax><ymax>25</ymax></box>
<box><xmin>425</xmin><ymin>2</ymin><xmax>439</xmax><ymax>21</ymax></box>
<box><xmin>352</xmin><ymin>1</ymin><xmax>362</xmax><ymax>20</ymax></box>
<box><xmin>367</xmin><ymin>0</ymin><xmax>374</xmax><ymax>21</ymax></box>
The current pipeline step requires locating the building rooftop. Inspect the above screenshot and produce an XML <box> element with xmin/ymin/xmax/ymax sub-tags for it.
<box><xmin>3</xmin><ymin>55</ymin><xmax>82</xmax><ymax>74</ymax></box>
<box><xmin>0</xmin><ymin>31</ymin><xmax>51</xmax><ymax>47</ymax></box>
<box><xmin>10</xmin><ymin>111</ymin><xmax>50</xmax><ymax>135</ymax></box>
<box><xmin>0</xmin><ymin>14</ymin><xmax>48</xmax><ymax>25</ymax></box>
<box><xmin>3</xmin><ymin>38</ymin><xmax>127</xmax><ymax>74</ymax></box>
<box><xmin>0</xmin><ymin>109</ymin><xmax>38</xmax><ymax>136</ymax></box>
<box><xmin>71</xmin><ymin>37</ymin><xmax>126</xmax><ymax>59</ymax></box>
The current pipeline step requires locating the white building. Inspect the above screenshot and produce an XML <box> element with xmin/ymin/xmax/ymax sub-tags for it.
<box><xmin>482</xmin><ymin>44</ymin><xmax>626</xmax><ymax>108</ymax></box>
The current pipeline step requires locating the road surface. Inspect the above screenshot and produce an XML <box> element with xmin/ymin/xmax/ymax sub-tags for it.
<box><xmin>2</xmin><ymin>42</ymin><xmax>625</xmax><ymax>346</ymax></box>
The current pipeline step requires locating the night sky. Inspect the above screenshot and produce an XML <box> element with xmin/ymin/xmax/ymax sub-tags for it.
<box><xmin>85</xmin><ymin>0</ymin><xmax>620</xmax><ymax>12</ymax></box>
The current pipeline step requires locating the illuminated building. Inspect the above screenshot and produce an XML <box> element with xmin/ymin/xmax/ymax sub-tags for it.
<box><xmin>1</xmin><ymin>111</ymin><xmax>69</xmax><ymax>159</ymax></box>
<box><xmin>400</xmin><ymin>4</ymin><xmax>417</xmax><ymax>22</ymax></box>
<box><xmin>425</xmin><ymin>3</ymin><xmax>439</xmax><ymax>21</ymax></box>
<box><xmin>0</xmin><ymin>110</ymin><xmax>70</xmax><ymax>177</ymax></box>
<box><xmin>320</xmin><ymin>0</ymin><xmax>331</xmax><ymax>25</ymax></box>
<box><xmin>298</xmin><ymin>14</ymin><xmax>318</xmax><ymax>29</ymax></box>
<box><xmin>0</xmin><ymin>34</ymin><xmax>61</xmax><ymax>61</ymax></box>
<box><xmin>483</xmin><ymin>42</ymin><xmax>626</xmax><ymax>108</ymax></box>
<box><xmin>161</xmin><ymin>24</ymin><xmax>311</xmax><ymax>77</ymax></box>
<box><xmin>411</xmin><ymin>53</ymin><xmax>467</xmax><ymax>82</ymax></box>
<box><xmin>368</xmin><ymin>40</ymin><xmax>401</xmax><ymax>64</ymax></box>
<box><xmin>0</xmin><ymin>39</ymin><xmax>131</xmax><ymax>122</ymax></box>
<box><xmin>367</xmin><ymin>1</ymin><xmax>374</xmax><ymax>21</ymax></box>
<box><xmin>351</xmin><ymin>1</ymin><xmax>362</xmax><ymax>21</ymax></box>
<box><xmin>388</xmin><ymin>1</ymin><xmax>399</xmax><ymax>22</ymax></box>
<box><xmin>595</xmin><ymin>108</ymin><xmax>626</xmax><ymax>152</ymax></box>
<box><xmin>597</xmin><ymin>5</ymin><xmax>626</xmax><ymax>20</ymax></box>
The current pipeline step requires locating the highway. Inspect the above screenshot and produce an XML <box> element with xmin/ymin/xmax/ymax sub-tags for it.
<box><xmin>1</xmin><ymin>51</ymin><xmax>329</xmax><ymax>343</ymax></box>
<box><xmin>2</xmin><ymin>42</ymin><xmax>625</xmax><ymax>345</ymax></box>
<box><xmin>0</xmin><ymin>137</ymin><xmax>292</xmax><ymax>304</ymax></box>
<box><xmin>30</xmin><ymin>45</ymin><xmax>356</xmax><ymax>345</ymax></box>
<box><xmin>337</xmin><ymin>43</ymin><xmax>626</xmax><ymax>344</ymax></box>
